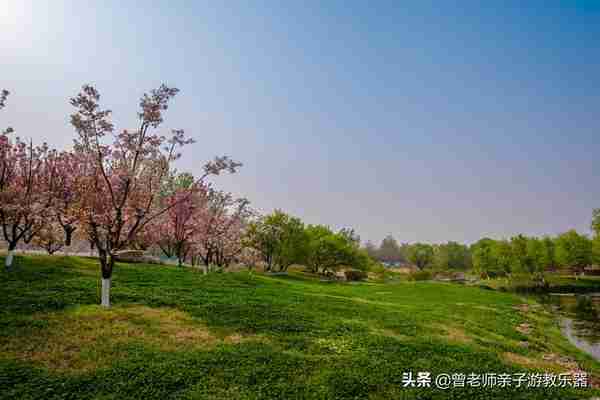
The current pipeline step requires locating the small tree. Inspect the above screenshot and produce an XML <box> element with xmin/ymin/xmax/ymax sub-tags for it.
<box><xmin>378</xmin><ymin>234</ymin><xmax>403</xmax><ymax>264</ymax></box>
<box><xmin>210</xmin><ymin>202</ymin><xmax>251</xmax><ymax>268</ymax></box>
<box><xmin>50</xmin><ymin>151</ymin><xmax>81</xmax><ymax>247</ymax></box>
<box><xmin>188</xmin><ymin>189</ymin><xmax>251</xmax><ymax>273</ymax></box>
<box><xmin>433</xmin><ymin>241</ymin><xmax>471</xmax><ymax>270</ymax></box>
<box><xmin>0</xmin><ymin>135</ymin><xmax>56</xmax><ymax>268</ymax></box>
<box><xmin>491</xmin><ymin>240</ymin><xmax>512</xmax><ymax>277</ymax></box>
<box><xmin>471</xmin><ymin>238</ymin><xmax>498</xmax><ymax>278</ymax></box>
<box><xmin>304</xmin><ymin>225</ymin><xmax>371</xmax><ymax>276</ymax></box>
<box><xmin>509</xmin><ymin>234</ymin><xmax>530</xmax><ymax>272</ymax></box>
<box><xmin>555</xmin><ymin>230</ymin><xmax>592</xmax><ymax>274</ymax></box>
<box><xmin>267</xmin><ymin>211</ymin><xmax>306</xmax><ymax>272</ymax></box>
<box><xmin>406</xmin><ymin>243</ymin><xmax>434</xmax><ymax>270</ymax></box>
<box><xmin>591</xmin><ymin>209</ymin><xmax>600</xmax><ymax>237</ymax></box>
<box><xmin>540</xmin><ymin>236</ymin><xmax>556</xmax><ymax>270</ymax></box>
<box><xmin>338</xmin><ymin>227</ymin><xmax>360</xmax><ymax>248</ymax></box>
<box><xmin>33</xmin><ymin>222</ymin><xmax>66</xmax><ymax>255</ymax></box>
<box><xmin>523</xmin><ymin>236</ymin><xmax>551</xmax><ymax>286</ymax></box>
<box><xmin>155</xmin><ymin>185</ymin><xmax>208</xmax><ymax>267</ymax></box>
<box><xmin>245</xmin><ymin>210</ymin><xmax>307</xmax><ymax>272</ymax></box>
<box><xmin>524</xmin><ymin>237</ymin><xmax>545</xmax><ymax>273</ymax></box>
<box><xmin>1</xmin><ymin>90</ymin><xmax>46</xmax><ymax>267</ymax></box>
<box><xmin>304</xmin><ymin>224</ymin><xmax>334</xmax><ymax>273</ymax></box>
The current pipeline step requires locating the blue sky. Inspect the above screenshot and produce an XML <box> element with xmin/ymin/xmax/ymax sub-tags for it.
<box><xmin>2</xmin><ymin>1</ymin><xmax>599</xmax><ymax>244</ymax></box>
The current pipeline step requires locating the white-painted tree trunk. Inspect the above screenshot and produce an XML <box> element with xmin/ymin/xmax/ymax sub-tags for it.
<box><xmin>203</xmin><ymin>265</ymin><xmax>208</xmax><ymax>275</ymax></box>
<box><xmin>5</xmin><ymin>250</ymin><xmax>15</xmax><ymax>268</ymax></box>
<box><xmin>101</xmin><ymin>277</ymin><xmax>111</xmax><ymax>308</ymax></box>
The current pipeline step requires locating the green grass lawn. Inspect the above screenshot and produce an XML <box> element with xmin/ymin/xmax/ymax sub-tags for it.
<box><xmin>1</xmin><ymin>255</ymin><xmax>599</xmax><ymax>399</ymax></box>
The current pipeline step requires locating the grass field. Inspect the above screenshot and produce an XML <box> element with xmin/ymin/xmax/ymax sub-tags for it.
<box><xmin>1</xmin><ymin>255</ymin><xmax>599</xmax><ymax>399</ymax></box>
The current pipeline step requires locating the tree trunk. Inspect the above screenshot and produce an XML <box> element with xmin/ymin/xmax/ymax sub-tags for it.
<box><xmin>101</xmin><ymin>277</ymin><xmax>111</xmax><ymax>307</ymax></box>
<box><xmin>176</xmin><ymin>243</ymin><xmax>185</xmax><ymax>267</ymax></box>
<box><xmin>4</xmin><ymin>242</ymin><xmax>17</xmax><ymax>270</ymax></box>
<box><xmin>98</xmin><ymin>250</ymin><xmax>115</xmax><ymax>308</ymax></box>
<box><xmin>5</xmin><ymin>250</ymin><xmax>15</xmax><ymax>269</ymax></box>
<box><xmin>265</xmin><ymin>256</ymin><xmax>272</xmax><ymax>272</ymax></box>
<box><xmin>201</xmin><ymin>253</ymin><xmax>211</xmax><ymax>275</ymax></box>
<box><xmin>64</xmin><ymin>226</ymin><xmax>75</xmax><ymax>247</ymax></box>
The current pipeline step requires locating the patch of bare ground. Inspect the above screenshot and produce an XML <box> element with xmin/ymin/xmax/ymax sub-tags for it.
<box><xmin>503</xmin><ymin>352</ymin><xmax>599</xmax><ymax>388</ymax></box>
<box><xmin>0</xmin><ymin>305</ymin><xmax>263</xmax><ymax>373</ymax></box>
<box><xmin>516</xmin><ymin>323</ymin><xmax>532</xmax><ymax>335</ymax></box>
<box><xmin>370</xmin><ymin>327</ymin><xmax>412</xmax><ymax>341</ymax></box>
<box><xmin>502</xmin><ymin>352</ymin><xmax>562</xmax><ymax>372</ymax></box>
<box><xmin>430</xmin><ymin>323</ymin><xmax>473</xmax><ymax>344</ymax></box>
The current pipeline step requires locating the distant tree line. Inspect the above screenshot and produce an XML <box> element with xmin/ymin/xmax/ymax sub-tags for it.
<box><xmin>363</xmin><ymin>235</ymin><xmax>471</xmax><ymax>271</ymax></box>
<box><xmin>362</xmin><ymin>210</ymin><xmax>600</xmax><ymax>278</ymax></box>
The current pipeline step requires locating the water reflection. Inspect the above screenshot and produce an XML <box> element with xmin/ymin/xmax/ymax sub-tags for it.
<box><xmin>546</xmin><ymin>293</ymin><xmax>600</xmax><ymax>361</ymax></box>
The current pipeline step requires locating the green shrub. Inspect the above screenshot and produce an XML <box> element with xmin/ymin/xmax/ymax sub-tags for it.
<box><xmin>496</xmin><ymin>273</ymin><xmax>549</xmax><ymax>293</ymax></box>
<box><xmin>575</xmin><ymin>295</ymin><xmax>598</xmax><ymax>321</ymax></box>
<box><xmin>344</xmin><ymin>269</ymin><xmax>367</xmax><ymax>281</ymax></box>
<box><xmin>407</xmin><ymin>270</ymin><xmax>433</xmax><ymax>281</ymax></box>
<box><xmin>369</xmin><ymin>263</ymin><xmax>386</xmax><ymax>274</ymax></box>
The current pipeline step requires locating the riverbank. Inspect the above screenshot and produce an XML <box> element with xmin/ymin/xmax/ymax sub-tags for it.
<box><xmin>477</xmin><ymin>274</ymin><xmax>600</xmax><ymax>294</ymax></box>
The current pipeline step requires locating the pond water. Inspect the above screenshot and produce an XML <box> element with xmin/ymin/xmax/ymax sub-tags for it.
<box><xmin>543</xmin><ymin>293</ymin><xmax>600</xmax><ymax>362</ymax></box>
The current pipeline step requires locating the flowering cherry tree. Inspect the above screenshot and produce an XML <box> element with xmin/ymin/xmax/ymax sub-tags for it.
<box><xmin>237</xmin><ymin>247</ymin><xmax>263</xmax><ymax>271</ymax></box>
<box><xmin>69</xmin><ymin>84</ymin><xmax>240</xmax><ymax>307</ymax></box>
<box><xmin>154</xmin><ymin>184</ymin><xmax>209</xmax><ymax>267</ymax></box>
<box><xmin>210</xmin><ymin>199</ymin><xmax>252</xmax><ymax>268</ymax></box>
<box><xmin>0</xmin><ymin>139</ymin><xmax>57</xmax><ymax>268</ymax></box>
<box><xmin>187</xmin><ymin>189</ymin><xmax>251</xmax><ymax>273</ymax></box>
<box><xmin>32</xmin><ymin>221</ymin><xmax>66</xmax><ymax>255</ymax></box>
<box><xmin>50</xmin><ymin>151</ymin><xmax>82</xmax><ymax>247</ymax></box>
<box><xmin>1</xmin><ymin>91</ymin><xmax>57</xmax><ymax>269</ymax></box>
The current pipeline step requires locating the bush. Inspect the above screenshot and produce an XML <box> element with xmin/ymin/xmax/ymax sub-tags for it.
<box><xmin>344</xmin><ymin>269</ymin><xmax>367</xmax><ymax>281</ymax></box>
<box><xmin>494</xmin><ymin>273</ymin><xmax>549</xmax><ymax>293</ymax></box>
<box><xmin>407</xmin><ymin>270</ymin><xmax>433</xmax><ymax>281</ymax></box>
<box><xmin>575</xmin><ymin>295</ymin><xmax>598</xmax><ymax>320</ymax></box>
<box><xmin>369</xmin><ymin>263</ymin><xmax>386</xmax><ymax>275</ymax></box>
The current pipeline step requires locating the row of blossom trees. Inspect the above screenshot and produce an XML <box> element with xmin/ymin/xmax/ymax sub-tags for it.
<box><xmin>1</xmin><ymin>84</ymin><xmax>374</xmax><ymax>308</ymax></box>
<box><xmin>1</xmin><ymin>85</ymin><xmax>241</xmax><ymax>307</ymax></box>
<box><xmin>149</xmin><ymin>175</ymin><xmax>254</xmax><ymax>273</ymax></box>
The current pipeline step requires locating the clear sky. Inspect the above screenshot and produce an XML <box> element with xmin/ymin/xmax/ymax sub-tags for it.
<box><xmin>2</xmin><ymin>1</ymin><xmax>599</xmax><ymax>244</ymax></box>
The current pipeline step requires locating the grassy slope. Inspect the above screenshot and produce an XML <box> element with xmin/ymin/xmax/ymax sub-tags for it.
<box><xmin>0</xmin><ymin>255</ymin><xmax>598</xmax><ymax>400</ymax></box>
